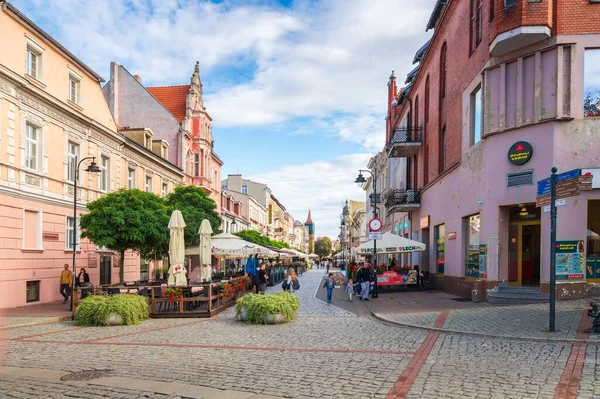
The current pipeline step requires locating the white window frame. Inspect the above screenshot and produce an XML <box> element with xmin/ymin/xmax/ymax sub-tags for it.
<box><xmin>25</xmin><ymin>37</ymin><xmax>44</xmax><ymax>81</ymax></box>
<box><xmin>194</xmin><ymin>153</ymin><xmax>200</xmax><ymax>177</ymax></box>
<box><xmin>145</xmin><ymin>175</ymin><xmax>153</xmax><ymax>193</ymax></box>
<box><xmin>67</xmin><ymin>141</ymin><xmax>79</xmax><ymax>182</ymax></box>
<box><xmin>68</xmin><ymin>69</ymin><xmax>82</xmax><ymax>105</ymax></box>
<box><xmin>99</xmin><ymin>155</ymin><xmax>110</xmax><ymax>192</ymax></box>
<box><xmin>127</xmin><ymin>167</ymin><xmax>136</xmax><ymax>189</ymax></box>
<box><xmin>24</xmin><ymin>122</ymin><xmax>40</xmax><ymax>171</ymax></box>
<box><xmin>22</xmin><ymin>207</ymin><xmax>43</xmax><ymax>251</ymax></box>
<box><xmin>161</xmin><ymin>182</ymin><xmax>168</xmax><ymax>197</ymax></box>
<box><xmin>242</xmin><ymin>185</ymin><xmax>248</xmax><ymax>195</ymax></box>
<box><xmin>162</xmin><ymin>144</ymin><xmax>168</xmax><ymax>159</ymax></box>
<box><xmin>66</xmin><ymin>216</ymin><xmax>80</xmax><ymax>252</ymax></box>
<box><xmin>470</xmin><ymin>85</ymin><xmax>483</xmax><ymax>146</ymax></box>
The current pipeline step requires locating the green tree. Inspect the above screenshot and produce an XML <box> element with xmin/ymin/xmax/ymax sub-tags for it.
<box><xmin>80</xmin><ymin>189</ymin><xmax>169</xmax><ymax>283</ymax></box>
<box><xmin>314</xmin><ymin>236</ymin><xmax>333</xmax><ymax>258</ymax></box>
<box><xmin>165</xmin><ymin>185</ymin><xmax>222</xmax><ymax>247</ymax></box>
<box><xmin>234</xmin><ymin>230</ymin><xmax>271</xmax><ymax>247</ymax></box>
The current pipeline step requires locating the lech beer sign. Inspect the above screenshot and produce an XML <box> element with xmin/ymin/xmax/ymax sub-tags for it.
<box><xmin>508</xmin><ymin>141</ymin><xmax>533</xmax><ymax>165</ymax></box>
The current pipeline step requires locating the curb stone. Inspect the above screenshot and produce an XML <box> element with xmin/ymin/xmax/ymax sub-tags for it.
<box><xmin>0</xmin><ymin>316</ymin><xmax>71</xmax><ymax>331</ymax></box>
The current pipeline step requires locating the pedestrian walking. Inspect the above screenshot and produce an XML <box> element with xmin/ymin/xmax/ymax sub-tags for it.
<box><xmin>282</xmin><ymin>267</ymin><xmax>300</xmax><ymax>293</ymax></box>
<box><xmin>326</xmin><ymin>260</ymin><xmax>330</xmax><ymax>274</ymax></box>
<box><xmin>59</xmin><ymin>264</ymin><xmax>72</xmax><ymax>304</ymax></box>
<box><xmin>257</xmin><ymin>263</ymin><xmax>268</xmax><ymax>294</ymax></box>
<box><xmin>346</xmin><ymin>279</ymin><xmax>356</xmax><ymax>302</ymax></box>
<box><xmin>322</xmin><ymin>273</ymin><xmax>335</xmax><ymax>303</ymax></box>
<box><xmin>357</xmin><ymin>263</ymin><xmax>372</xmax><ymax>301</ymax></box>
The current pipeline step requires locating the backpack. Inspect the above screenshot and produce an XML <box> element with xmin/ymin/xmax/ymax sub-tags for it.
<box><xmin>292</xmin><ymin>279</ymin><xmax>300</xmax><ymax>290</ymax></box>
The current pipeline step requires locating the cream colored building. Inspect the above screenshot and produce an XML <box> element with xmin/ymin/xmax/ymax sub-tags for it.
<box><xmin>0</xmin><ymin>3</ymin><xmax>184</xmax><ymax>308</ymax></box>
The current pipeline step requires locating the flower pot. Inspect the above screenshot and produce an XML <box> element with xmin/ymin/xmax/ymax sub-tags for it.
<box><xmin>266</xmin><ymin>313</ymin><xmax>284</xmax><ymax>324</ymax></box>
<box><xmin>108</xmin><ymin>313</ymin><xmax>123</xmax><ymax>326</ymax></box>
<box><xmin>239</xmin><ymin>307</ymin><xmax>248</xmax><ymax>321</ymax></box>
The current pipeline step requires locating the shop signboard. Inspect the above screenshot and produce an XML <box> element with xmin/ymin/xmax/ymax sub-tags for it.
<box><xmin>377</xmin><ymin>270</ymin><xmax>418</xmax><ymax>286</ymax></box>
<box><xmin>586</xmin><ymin>258</ymin><xmax>600</xmax><ymax>279</ymax></box>
<box><xmin>420</xmin><ymin>215</ymin><xmax>429</xmax><ymax>229</ymax></box>
<box><xmin>536</xmin><ymin>169</ymin><xmax>581</xmax><ymax>207</ymax></box>
<box><xmin>508</xmin><ymin>141</ymin><xmax>533</xmax><ymax>165</ymax></box>
<box><xmin>555</xmin><ymin>240</ymin><xmax>585</xmax><ymax>280</ymax></box>
<box><xmin>465</xmin><ymin>259</ymin><xmax>479</xmax><ymax>278</ymax></box>
<box><xmin>479</xmin><ymin>244</ymin><xmax>488</xmax><ymax>278</ymax></box>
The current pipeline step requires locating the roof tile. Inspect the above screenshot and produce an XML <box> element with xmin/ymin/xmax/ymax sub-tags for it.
<box><xmin>147</xmin><ymin>85</ymin><xmax>189</xmax><ymax>122</ymax></box>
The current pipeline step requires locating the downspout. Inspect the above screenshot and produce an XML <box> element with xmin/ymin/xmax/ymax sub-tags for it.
<box><xmin>406</xmin><ymin>97</ymin><xmax>413</xmax><ymax>190</ymax></box>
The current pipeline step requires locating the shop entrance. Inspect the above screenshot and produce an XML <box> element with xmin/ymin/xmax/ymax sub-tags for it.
<box><xmin>508</xmin><ymin>205</ymin><xmax>541</xmax><ymax>286</ymax></box>
<box><xmin>100</xmin><ymin>256</ymin><xmax>111</xmax><ymax>286</ymax></box>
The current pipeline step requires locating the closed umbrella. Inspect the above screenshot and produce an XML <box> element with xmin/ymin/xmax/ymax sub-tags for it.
<box><xmin>167</xmin><ymin>210</ymin><xmax>187</xmax><ymax>286</ymax></box>
<box><xmin>198</xmin><ymin>219</ymin><xmax>213</xmax><ymax>283</ymax></box>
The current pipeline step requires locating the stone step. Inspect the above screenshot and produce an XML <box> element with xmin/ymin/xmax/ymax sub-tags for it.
<box><xmin>495</xmin><ymin>285</ymin><xmax>541</xmax><ymax>294</ymax></box>
<box><xmin>487</xmin><ymin>289</ymin><xmax>549</xmax><ymax>304</ymax></box>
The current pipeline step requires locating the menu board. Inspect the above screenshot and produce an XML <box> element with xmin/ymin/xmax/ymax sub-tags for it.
<box><xmin>555</xmin><ymin>240</ymin><xmax>585</xmax><ymax>280</ymax></box>
<box><xmin>586</xmin><ymin>258</ymin><xmax>600</xmax><ymax>279</ymax></box>
<box><xmin>479</xmin><ymin>244</ymin><xmax>488</xmax><ymax>278</ymax></box>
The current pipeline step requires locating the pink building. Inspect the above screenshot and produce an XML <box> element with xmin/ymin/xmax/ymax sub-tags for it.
<box><xmin>378</xmin><ymin>0</ymin><xmax>600</xmax><ymax>301</ymax></box>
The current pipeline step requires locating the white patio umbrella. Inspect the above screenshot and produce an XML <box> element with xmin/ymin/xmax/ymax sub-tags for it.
<box><xmin>167</xmin><ymin>210</ymin><xmax>187</xmax><ymax>286</ymax></box>
<box><xmin>198</xmin><ymin>219</ymin><xmax>213</xmax><ymax>283</ymax></box>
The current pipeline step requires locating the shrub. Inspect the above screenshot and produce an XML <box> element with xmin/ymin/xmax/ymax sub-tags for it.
<box><xmin>75</xmin><ymin>294</ymin><xmax>149</xmax><ymax>326</ymax></box>
<box><xmin>235</xmin><ymin>292</ymin><xmax>300</xmax><ymax>324</ymax></box>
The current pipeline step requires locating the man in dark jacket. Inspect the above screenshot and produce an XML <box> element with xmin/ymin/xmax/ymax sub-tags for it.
<box><xmin>257</xmin><ymin>263</ymin><xmax>268</xmax><ymax>294</ymax></box>
<box><xmin>357</xmin><ymin>263</ymin><xmax>372</xmax><ymax>301</ymax></box>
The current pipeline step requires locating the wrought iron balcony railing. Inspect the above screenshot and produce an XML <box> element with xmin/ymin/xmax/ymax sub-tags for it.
<box><xmin>389</xmin><ymin>126</ymin><xmax>423</xmax><ymax>145</ymax></box>
<box><xmin>384</xmin><ymin>189</ymin><xmax>421</xmax><ymax>210</ymax></box>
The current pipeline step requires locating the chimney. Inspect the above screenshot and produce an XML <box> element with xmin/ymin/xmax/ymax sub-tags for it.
<box><xmin>133</xmin><ymin>75</ymin><xmax>142</xmax><ymax>84</ymax></box>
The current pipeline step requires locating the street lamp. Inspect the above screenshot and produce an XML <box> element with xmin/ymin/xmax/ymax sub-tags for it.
<box><xmin>341</xmin><ymin>220</ymin><xmax>346</xmax><ymax>270</ymax></box>
<box><xmin>355</xmin><ymin>169</ymin><xmax>378</xmax><ymax>298</ymax></box>
<box><xmin>70</xmin><ymin>156</ymin><xmax>101</xmax><ymax>314</ymax></box>
<box><xmin>231</xmin><ymin>219</ymin><xmax>237</xmax><ymax>233</ymax></box>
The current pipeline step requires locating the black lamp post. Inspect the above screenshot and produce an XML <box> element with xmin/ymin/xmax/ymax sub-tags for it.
<box><xmin>341</xmin><ymin>220</ymin><xmax>346</xmax><ymax>269</ymax></box>
<box><xmin>70</xmin><ymin>156</ymin><xmax>101</xmax><ymax>315</ymax></box>
<box><xmin>355</xmin><ymin>169</ymin><xmax>378</xmax><ymax>298</ymax></box>
<box><xmin>231</xmin><ymin>218</ymin><xmax>237</xmax><ymax>233</ymax></box>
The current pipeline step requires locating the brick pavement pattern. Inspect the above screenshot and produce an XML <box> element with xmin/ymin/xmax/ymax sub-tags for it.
<box><xmin>1</xmin><ymin>269</ymin><xmax>600</xmax><ymax>398</ymax></box>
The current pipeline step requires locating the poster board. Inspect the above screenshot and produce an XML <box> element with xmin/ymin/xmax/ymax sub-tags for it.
<box><xmin>555</xmin><ymin>240</ymin><xmax>585</xmax><ymax>280</ymax></box>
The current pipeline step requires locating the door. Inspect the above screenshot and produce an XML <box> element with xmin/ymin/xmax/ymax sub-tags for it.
<box><xmin>100</xmin><ymin>256</ymin><xmax>111</xmax><ymax>285</ymax></box>
<box><xmin>508</xmin><ymin>223</ymin><xmax>541</xmax><ymax>286</ymax></box>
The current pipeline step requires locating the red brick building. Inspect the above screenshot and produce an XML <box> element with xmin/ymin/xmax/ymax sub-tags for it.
<box><xmin>380</xmin><ymin>0</ymin><xmax>600</xmax><ymax>301</ymax></box>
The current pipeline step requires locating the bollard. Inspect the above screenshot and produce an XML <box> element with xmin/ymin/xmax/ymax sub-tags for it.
<box><xmin>585</xmin><ymin>302</ymin><xmax>600</xmax><ymax>334</ymax></box>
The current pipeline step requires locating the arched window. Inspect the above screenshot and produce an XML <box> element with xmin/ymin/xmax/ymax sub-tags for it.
<box><xmin>414</xmin><ymin>95</ymin><xmax>420</xmax><ymax>131</ymax></box>
<box><xmin>425</xmin><ymin>75</ymin><xmax>430</xmax><ymax>124</ymax></box>
<box><xmin>440</xmin><ymin>42</ymin><xmax>447</xmax><ymax>99</ymax></box>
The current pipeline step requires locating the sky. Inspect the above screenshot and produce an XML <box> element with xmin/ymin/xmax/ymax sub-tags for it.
<box><xmin>14</xmin><ymin>0</ymin><xmax>434</xmax><ymax>239</ymax></box>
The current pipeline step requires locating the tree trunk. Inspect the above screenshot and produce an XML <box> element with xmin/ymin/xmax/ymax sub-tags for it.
<box><xmin>120</xmin><ymin>249</ymin><xmax>125</xmax><ymax>283</ymax></box>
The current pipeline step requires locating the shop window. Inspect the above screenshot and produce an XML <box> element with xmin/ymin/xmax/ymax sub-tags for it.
<box><xmin>465</xmin><ymin>214</ymin><xmax>481</xmax><ymax>277</ymax></box>
<box><xmin>434</xmin><ymin>224</ymin><xmax>445</xmax><ymax>274</ymax></box>
<box><xmin>586</xmin><ymin>200</ymin><xmax>600</xmax><ymax>279</ymax></box>
<box><xmin>26</xmin><ymin>281</ymin><xmax>40</xmax><ymax>303</ymax></box>
<box><xmin>584</xmin><ymin>49</ymin><xmax>600</xmax><ymax>118</ymax></box>
<box><xmin>471</xmin><ymin>86</ymin><xmax>483</xmax><ymax>145</ymax></box>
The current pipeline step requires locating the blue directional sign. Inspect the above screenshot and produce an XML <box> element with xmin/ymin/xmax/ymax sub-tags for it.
<box><xmin>536</xmin><ymin>169</ymin><xmax>580</xmax><ymax>197</ymax></box>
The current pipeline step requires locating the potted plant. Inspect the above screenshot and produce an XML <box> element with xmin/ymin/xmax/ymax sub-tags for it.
<box><xmin>236</xmin><ymin>292</ymin><xmax>300</xmax><ymax>324</ymax></box>
<box><xmin>74</xmin><ymin>294</ymin><xmax>149</xmax><ymax>326</ymax></box>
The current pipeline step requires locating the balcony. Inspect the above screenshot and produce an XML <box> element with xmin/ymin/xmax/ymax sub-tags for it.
<box><xmin>385</xmin><ymin>189</ymin><xmax>421</xmax><ymax>213</ymax></box>
<box><xmin>387</xmin><ymin>126</ymin><xmax>422</xmax><ymax>158</ymax></box>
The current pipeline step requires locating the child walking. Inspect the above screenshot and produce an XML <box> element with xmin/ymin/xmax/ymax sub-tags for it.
<box><xmin>322</xmin><ymin>273</ymin><xmax>335</xmax><ymax>303</ymax></box>
<box><xmin>346</xmin><ymin>279</ymin><xmax>356</xmax><ymax>302</ymax></box>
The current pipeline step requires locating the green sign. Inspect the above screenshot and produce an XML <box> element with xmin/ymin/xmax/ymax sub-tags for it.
<box><xmin>479</xmin><ymin>244</ymin><xmax>488</xmax><ymax>278</ymax></box>
<box><xmin>555</xmin><ymin>240</ymin><xmax>585</xmax><ymax>280</ymax></box>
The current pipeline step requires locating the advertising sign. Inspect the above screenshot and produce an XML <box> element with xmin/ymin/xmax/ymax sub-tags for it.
<box><xmin>377</xmin><ymin>270</ymin><xmax>417</xmax><ymax>286</ymax></box>
<box><xmin>508</xmin><ymin>141</ymin><xmax>533</xmax><ymax>165</ymax></box>
<box><xmin>586</xmin><ymin>258</ymin><xmax>600</xmax><ymax>279</ymax></box>
<box><xmin>479</xmin><ymin>244</ymin><xmax>488</xmax><ymax>278</ymax></box>
<box><xmin>555</xmin><ymin>240</ymin><xmax>585</xmax><ymax>280</ymax></box>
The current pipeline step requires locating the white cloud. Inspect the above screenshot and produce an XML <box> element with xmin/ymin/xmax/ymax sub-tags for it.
<box><xmin>249</xmin><ymin>153</ymin><xmax>373</xmax><ymax>239</ymax></box>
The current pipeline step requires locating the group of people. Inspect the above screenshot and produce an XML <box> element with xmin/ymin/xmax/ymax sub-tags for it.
<box><xmin>252</xmin><ymin>263</ymin><xmax>300</xmax><ymax>294</ymax></box>
<box><xmin>59</xmin><ymin>263</ymin><xmax>91</xmax><ymax>304</ymax></box>
<box><xmin>322</xmin><ymin>263</ymin><xmax>375</xmax><ymax>303</ymax></box>
<box><xmin>317</xmin><ymin>259</ymin><xmax>333</xmax><ymax>272</ymax></box>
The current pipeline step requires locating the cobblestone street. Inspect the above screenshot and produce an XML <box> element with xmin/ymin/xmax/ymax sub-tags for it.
<box><xmin>1</xmin><ymin>269</ymin><xmax>599</xmax><ymax>398</ymax></box>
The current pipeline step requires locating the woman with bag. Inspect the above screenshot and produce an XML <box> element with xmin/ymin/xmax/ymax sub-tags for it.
<box><xmin>283</xmin><ymin>267</ymin><xmax>300</xmax><ymax>293</ymax></box>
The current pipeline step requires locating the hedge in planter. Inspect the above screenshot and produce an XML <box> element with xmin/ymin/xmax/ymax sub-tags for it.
<box><xmin>235</xmin><ymin>292</ymin><xmax>300</xmax><ymax>324</ymax></box>
<box><xmin>75</xmin><ymin>294</ymin><xmax>149</xmax><ymax>326</ymax></box>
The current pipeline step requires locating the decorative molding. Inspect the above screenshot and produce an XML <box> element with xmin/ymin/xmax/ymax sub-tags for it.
<box><xmin>89</xmin><ymin>130</ymin><xmax>121</xmax><ymax>152</ymax></box>
<box><xmin>16</xmin><ymin>91</ymin><xmax>87</xmax><ymax>134</ymax></box>
<box><xmin>25</xmin><ymin>174</ymin><xmax>41</xmax><ymax>187</ymax></box>
<box><xmin>122</xmin><ymin>147</ymin><xmax>183</xmax><ymax>182</ymax></box>
<box><xmin>20</xmin><ymin>109</ymin><xmax>47</xmax><ymax>126</ymax></box>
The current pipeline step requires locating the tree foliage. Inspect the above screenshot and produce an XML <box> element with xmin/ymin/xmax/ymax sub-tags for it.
<box><xmin>234</xmin><ymin>230</ymin><xmax>291</xmax><ymax>249</ymax></box>
<box><xmin>80</xmin><ymin>189</ymin><xmax>169</xmax><ymax>283</ymax></box>
<box><xmin>584</xmin><ymin>92</ymin><xmax>600</xmax><ymax>117</ymax></box>
<box><xmin>165</xmin><ymin>185</ymin><xmax>222</xmax><ymax>247</ymax></box>
<box><xmin>314</xmin><ymin>236</ymin><xmax>333</xmax><ymax>258</ymax></box>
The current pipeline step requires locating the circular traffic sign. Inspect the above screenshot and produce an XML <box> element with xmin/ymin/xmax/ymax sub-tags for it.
<box><xmin>369</xmin><ymin>218</ymin><xmax>382</xmax><ymax>232</ymax></box>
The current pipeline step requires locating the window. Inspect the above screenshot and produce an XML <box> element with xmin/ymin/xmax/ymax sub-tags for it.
<box><xmin>23</xmin><ymin>209</ymin><xmax>42</xmax><ymax>250</ymax></box>
<box><xmin>161</xmin><ymin>183</ymin><xmax>168</xmax><ymax>197</ymax></box>
<box><xmin>440</xmin><ymin>43</ymin><xmax>448</xmax><ymax>99</ymax></box>
<box><xmin>470</xmin><ymin>0</ymin><xmax>483</xmax><ymax>52</ymax></box>
<box><xmin>434</xmin><ymin>224</ymin><xmax>445</xmax><ymax>274</ymax></box>
<box><xmin>26</xmin><ymin>47</ymin><xmax>40</xmax><ymax>80</ymax></box>
<box><xmin>425</xmin><ymin>76</ymin><xmax>430</xmax><ymax>123</ymax></box>
<box><xmin>465</xmin><ymin>214</ymin><xmax>481</xmax><ymax>277</ymax></box>
<box><xmin>424</xmin><ymin>146</ymin><xmax>429</xmax><ymax>185</ymax></box>
<box><xmin>584</xmin><ymin>49</ymin><xmax>600</xmax><ymax>118</ymax></box>
<box><xmin>194</xmin><ymin>154</ymin><xmax>200</xmax><ymax>176</ymax></box>
<box><xmin>471</xmin><ymin>86</ymin><xmax>483</xmax><ymax>145</ymax></box>
<box><xmin>414</xmin><ymin>95</ymin><xmax>420</xmax><ymax>130</ymax></box>
<box><xmin>66</xmin><ymin>216</ymin><xmax>80</xmax><ymax>251</ymax></box>
<box><xmin>26</xmin><ymin>281</ymin><xmax>40</xmax><ymax>303</ymax></box>
<box><xmin>99</xmin><ymin>155</ymin><xmax>110</xmax><ymax>191</ymax></box>
<box><xmin>68</xmin><ymin>74</ymin><xmax>81</xmax><ymax>104</ymax></box>
<box><xmin>25</xmin><ymin>123</ymin><xmax>38</xmax><ymax>171</ymax></box>
<box><xmin>242</xmin><ymin>185</ymin><xmax>248</xmax><ymax>195</ymax></box>
<box><xmin>162</xmin><ymin>145</ymin><xmax>168</xmax><ymax>159</ymax></box>
<box><xmin>144</xmin><ymin>134</ymin><xmax>151</xmax><ymax>149</ymax></box>
<box><xmin>67</xmin><ymin>142</ymin><xmax>78</xmax><ymax>182</ymax></box>
<box><xmin>439</xmin><ymin>125</ymin><xmax>447</xmax><ymax>173</ymax></box>
<box><xmin>490</xmin><ymin>0</ymin><xmax>496</xmax><ymax>20</ymax></box>
<box><xmin>127</xmin><ymin>168</ymin><xmax>135</xmax><ymax>189</ymax></box>
<box><xmin>145</xmin><ymin>175</ymin><xmax>152</xmax><ymax>193</ymax></box>
<box><xmin>222</xmin><ymin>185</ymin><xmax>228</xmax><ymax>190</ymax></box>
<box><xmin>504</xmin><ymin>0</ymin><xmax>516</xmax><ymax>7</ymax></box>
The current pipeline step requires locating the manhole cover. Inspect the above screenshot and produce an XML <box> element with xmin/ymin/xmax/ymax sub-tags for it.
<box><xmin>451</xmin><ymin>297</ymin><xmax>472</xmax><ymax>302</ymax></box>
<box><xmin>61</xmin><ymin>369</ymin><xmax>112</xmax><ymax>381</ymax></box>
<box><xmin>398</xmin><ymin>300</ymin><xmax>418</xmax><ymax>305</ymax></box>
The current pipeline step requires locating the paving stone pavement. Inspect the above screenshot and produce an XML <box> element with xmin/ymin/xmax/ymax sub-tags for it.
<box><xmin>1</xmin><ymin>269</ymin><xmax>600</xmax><ymax>398</ymax></box>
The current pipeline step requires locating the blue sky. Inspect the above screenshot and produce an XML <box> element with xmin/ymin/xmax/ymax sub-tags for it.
<box><xmin>14</xmin><ymin>0</ymin><xmax>434</xmax><ymax>238</ymax></box>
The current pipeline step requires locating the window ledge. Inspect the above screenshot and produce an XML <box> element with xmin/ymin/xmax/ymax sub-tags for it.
<box><xmin>64</xmin><ymin>250</ymin><xmax>82</xmax><ymax>253</ymax></box>
<box><xmin>24</xmin><ymin>74</ymin><xmax>46</xmax><ymax>89</ymax></box>
<box><xmin>22</xmin><ymin>248</ymin><xmax>44</xmax><ymax>253</ymax></box>
<box><xmin>67</xmin><ymin>100</ymin><xmax>83</xmax><ymax>111</ymax></box>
